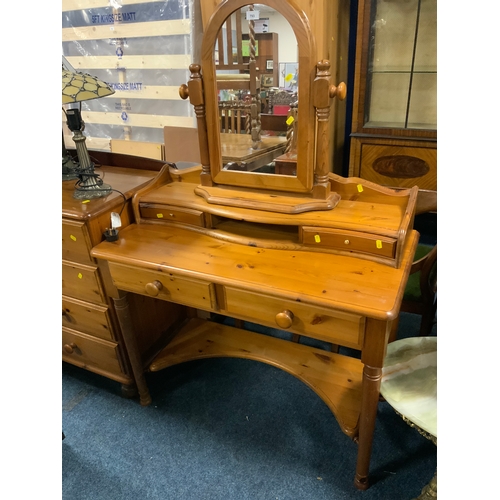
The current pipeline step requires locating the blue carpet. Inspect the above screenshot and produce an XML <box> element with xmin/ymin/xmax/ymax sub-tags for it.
<box><xmin>62</xmin><ymin>313</ymin><xmax>437</xmax><ymax>499</ymax></box>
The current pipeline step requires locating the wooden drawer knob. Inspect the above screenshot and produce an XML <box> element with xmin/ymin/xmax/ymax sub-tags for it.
<box><xmin>145</xmin><ymin>280</ymin><xmax>163</xmax><ymax>296</ymax></box>
<box><xmin>275</xmin><ymin>310</ymin><xmax>294</xmax><ymax>329</ymax></box>
<box><xmin>64</xmin><ymin>343</ymin><xmax>77</xmax><ymax>354</ymax></box>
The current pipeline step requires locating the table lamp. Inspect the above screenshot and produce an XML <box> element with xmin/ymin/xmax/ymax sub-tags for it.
<box><xmin>62</xmin><ymin>68</ymin><xmax>115</xmax><ymax>199</ymax></box>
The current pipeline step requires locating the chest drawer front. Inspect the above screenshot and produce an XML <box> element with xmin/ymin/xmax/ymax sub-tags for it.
<box><xmin>62</xmin><ymin>261</ymin><xmax>106</xmax><ymax>304</ymax></box>
<box><xmin>140</xmin><ymin>204</ymin><xmax>205</xmax><ymax>227</ymax></box>
<box><xmin>62</xmin><ymin>219</ymin><xmax>93</xmax><ymax>264</ymax></box>
<box><xmin>108</xmin><ymin>262</ymin><xmax>217</xmax><ymax>311</ymax></box>
<box><xmin>62</xmin><ymin>296</ymin><xmax>114</xmax><ymax>341</ymax></box>
<box><xmin>300</xmin><ymin>227</ymin><xmax>396</xmax><ymax>259</ymax></box>
<box><xmin>223</xmin><ymin>287</ymin><xmax>365</xmax><ymax>349</ymax></box>
<box><xmin>62</xmin><ymin>327</ymin><xmax>123</xmax><ymax>375</ymax></box>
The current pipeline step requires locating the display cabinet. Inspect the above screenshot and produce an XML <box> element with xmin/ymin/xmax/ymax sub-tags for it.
<box><xmin>349</xmin><ymin>0</ymin><xmax>437</xmax><ymax>191</ymax></box>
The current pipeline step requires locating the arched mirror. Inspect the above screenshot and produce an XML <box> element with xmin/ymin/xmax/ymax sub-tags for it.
<box><xmin>180</xmin><ymin>0</ymin><xmax>346</xmax><ymax>212</ymax></box>
<box><xmin>214</xmin><ymin>5</ymin><xmax>298</xmax><ymax>175</ymax></box>
<box><xmin>201</xmin><ymin>0</ymin><xmax>316</xmax><ymax>193</ymax></box>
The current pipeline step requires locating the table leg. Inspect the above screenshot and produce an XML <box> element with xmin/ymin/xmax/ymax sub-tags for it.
<box><xmin>113</xmin><ymin>292</ymin><xmax>152</xmax><ymax>406</ymax></box>
<box><xmin>354</xmin><ymin>318</ymin><xmax>391</xmax><ymax>490</ymax></box>
<box><xmin>354</xmin><ymin>363</ymin><xmax>382</xmax><ymax>489</ymax></box>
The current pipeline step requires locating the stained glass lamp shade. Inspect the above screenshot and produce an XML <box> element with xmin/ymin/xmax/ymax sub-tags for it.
<box><xmin>62</xmin><ymin>69</ymin><xmax>115</xmax><ymax>199</ymax></box>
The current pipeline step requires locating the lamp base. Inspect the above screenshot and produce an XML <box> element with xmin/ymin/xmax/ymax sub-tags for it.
<box><xmin>73</xmin><ymin>181</ymin><xmax>113</xmax><ymax>200</ymax></box>
<box><xmin>62</xmin><ymin>154</ymin><xmax>79</xmax><ymax>181</ymax></box>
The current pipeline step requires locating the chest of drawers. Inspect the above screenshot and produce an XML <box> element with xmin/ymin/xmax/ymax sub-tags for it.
<box><xmin>62</xmin><ymin>152</ymin><xmax>185</xmax><ymax>394</ymax></box>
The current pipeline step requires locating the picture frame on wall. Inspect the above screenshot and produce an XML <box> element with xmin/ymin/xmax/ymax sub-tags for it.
<box><xmin>261</xmin><ymin>75</ymin><xmax>274</xmax><ymax>87</ymax></box>
<box><xmin>266</xmin><ymin>60</ymin><xmax>274</xmax><ymax>70</ymax></box>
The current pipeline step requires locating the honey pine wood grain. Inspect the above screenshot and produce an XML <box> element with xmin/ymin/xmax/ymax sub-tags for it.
<box><xmin>150</xmin><ymin>317</ymin><xmax>364</xmax><ymax>437</ymax></box>
<box><xmin>62</xmin><ymin>155</ymin><xmax>179</xmax><ymax>390</ymax></box>
<box><xmin>92</xmin><ymin>223</ymin><xmax>418</xmax><ymax>321</ymax></box>
<box><xmin>137</xmin><ymin>178</ymin><xmax>412</xmax><ymax>235</ymax></box>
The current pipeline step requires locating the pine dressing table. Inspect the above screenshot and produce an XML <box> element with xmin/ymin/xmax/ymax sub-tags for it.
<box><xmin>91</xmin><ymin>0</ymin><xmax>420</xmax><ymax>490</ymax></box>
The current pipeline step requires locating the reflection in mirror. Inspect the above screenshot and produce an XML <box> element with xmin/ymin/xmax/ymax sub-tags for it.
<box><xmin>214</xmin><ymin>4</ymin><xmax>299</xmax><ymax>176</ymax></box>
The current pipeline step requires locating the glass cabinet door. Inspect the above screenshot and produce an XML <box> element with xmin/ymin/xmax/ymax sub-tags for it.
<box><xmin>364</xmin><ymin>0</ymin><xmax>437</xmax><ymax>130</ymax></box>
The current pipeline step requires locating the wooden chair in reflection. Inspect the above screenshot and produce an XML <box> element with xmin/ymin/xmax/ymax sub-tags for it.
<box><xmin>215</xmin><ymin>5</ymin><xmax>261</xmax><ymax>147</ymax></box>
<box><xmin>218</xmin><ymin>99</ymin><xmax>251</xmax><ymax>134</ymax></box>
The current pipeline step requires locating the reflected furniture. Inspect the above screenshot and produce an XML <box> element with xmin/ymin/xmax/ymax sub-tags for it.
<box><xmin>220</xmin><ymin>133</ymin><xmax>286</xmax><ymax>170</ymax></box>
<box><xmin>380</xmin><ymin>336</ymin><xmax>437</xmax><ymax>498</ymax></box>
<box><xmin>349</xmin><ymin>0</ymin><xmax>437</xmax><ymax>191</ymax></box>
<box><xmin>215</xmin><ymin>5</ymin><xmax>262</xmax><ymax>147</ymax></box>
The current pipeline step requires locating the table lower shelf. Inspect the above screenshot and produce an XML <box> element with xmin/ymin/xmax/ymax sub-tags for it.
<box><xmin>149</xmin><ymin>317</ymin><xmax>363</xmax><ymax>438</ymax></box>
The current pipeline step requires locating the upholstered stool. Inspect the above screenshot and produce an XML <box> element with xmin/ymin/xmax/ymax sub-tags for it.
<box><xmin>380</xmin><ymin>337</ymin><xmax>437</xmax><ymax>499</ymax></box>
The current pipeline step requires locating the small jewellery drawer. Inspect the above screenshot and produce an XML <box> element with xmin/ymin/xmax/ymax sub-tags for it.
<box><xmin>140</xmin><ymin>204</ymin><xmax>205</xmax><ymax>227</ymax></box>
<box><xmin>108</xmin><ymin>262</ymin><xmax>217</xmax><ymax>311</ymax></box>
<box><xmin>62</xmin><ymin>327</ymin><xmax>123</xmax><ymax>375</ymax></box>
<box><xmin>62</xmin><ymin>296</ymin><xmax>114</xmax><ymax>341</ymax></box>
<box><xmin>62</xmin><ymin>219</ymin><xmax>93</xmax><ymax>264</ymax></box>
<box><xmin>62</xmin><ymin>260</ymin><xmax>105</xmax><ymax>304</ymax></box>
<box><xmin>300</xmin><ymin>227</ymin><xmax>396</xmax><ymax>259</ymax></box>
<box><xmin>223</xmin><ymin>287</ymin><xmax>365</xmax><ymax>349</ymax></box>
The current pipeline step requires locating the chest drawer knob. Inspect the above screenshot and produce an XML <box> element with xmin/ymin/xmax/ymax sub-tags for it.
<box><xmin>64</xmin><ymin>343</ymin><xmax>77</xmax><ymax>354</ymax></box>
<box><xmin>145</xmin><ymin>280</ymin><xmax>163</xmax><ymax>296</ymax></box>
<box><xmin>275</xmin><ymin>310</ymin><xmax>294</xmax><ymax>329</ymax></box>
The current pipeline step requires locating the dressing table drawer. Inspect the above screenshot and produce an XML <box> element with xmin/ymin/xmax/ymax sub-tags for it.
<box><xmin>62</xmin><ymin>327</ymin><xmax>123</xmax><ymax>375</ymax></box>
<box><xmin>300</xmin><ymin>227</ymin><xmax>396</xmax><ymax>259</ymax></box>
<box><xmin>223</xmin><ymin>287</ymin><xmax>365</xmax><ymax>349</ymax></box>
<box><xmin>140</xmin><ymin>204</ymin><xmax>205</xmax><ymax>226</ymax></box>
<box><xmin>108</xmin><ymin>262</ymin><xmax>217</xmax><ymax>311</ymax></box>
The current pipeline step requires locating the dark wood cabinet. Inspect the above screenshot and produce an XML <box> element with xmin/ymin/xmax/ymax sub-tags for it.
<box><xmin>242</xmin><ymin>32</ymin><xmax>279</xmax><ymax>86</ymax></box>
<box><xmin>349</xmin><ymin>0</ymin><xmax>437</xmax><ymax>191</ymax></box>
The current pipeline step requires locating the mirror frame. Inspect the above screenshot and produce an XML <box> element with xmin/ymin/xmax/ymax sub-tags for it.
<box><xmin>201</xmin><ymin>0</ymin><xmax>317</xmax><ymax>193</ymax></box>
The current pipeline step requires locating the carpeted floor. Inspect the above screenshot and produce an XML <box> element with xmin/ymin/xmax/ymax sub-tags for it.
<box><xmin>62</xmin><ymin>312</ymin><xmax>437</xmax><ymax>500</ymax></box>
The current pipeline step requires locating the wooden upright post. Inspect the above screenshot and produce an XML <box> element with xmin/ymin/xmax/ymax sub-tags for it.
<box><xmin>179</xmin><ymin>64</ymin><xmax>213</xmax><ymax>186</ymax></box>
<box><xmin>312</xmin><ymin>60</ymin><xmax>346</xmax><ymax>199</ymax></box>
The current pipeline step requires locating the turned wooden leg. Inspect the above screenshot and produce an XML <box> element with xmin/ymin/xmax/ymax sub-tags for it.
<box><xmin>113</xmin><ymin>292</ymin><xmax>152</xmax><ymax>406</ymax></box>
<box><xmin>354</xmin><ymin>318</ymin><xmax>391</xmax><ymax>490</ymax></box>
<box><xmin>354</xmin><ymin>363</ymin><xmax>382</xmax><ymax>490</ymax></box>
